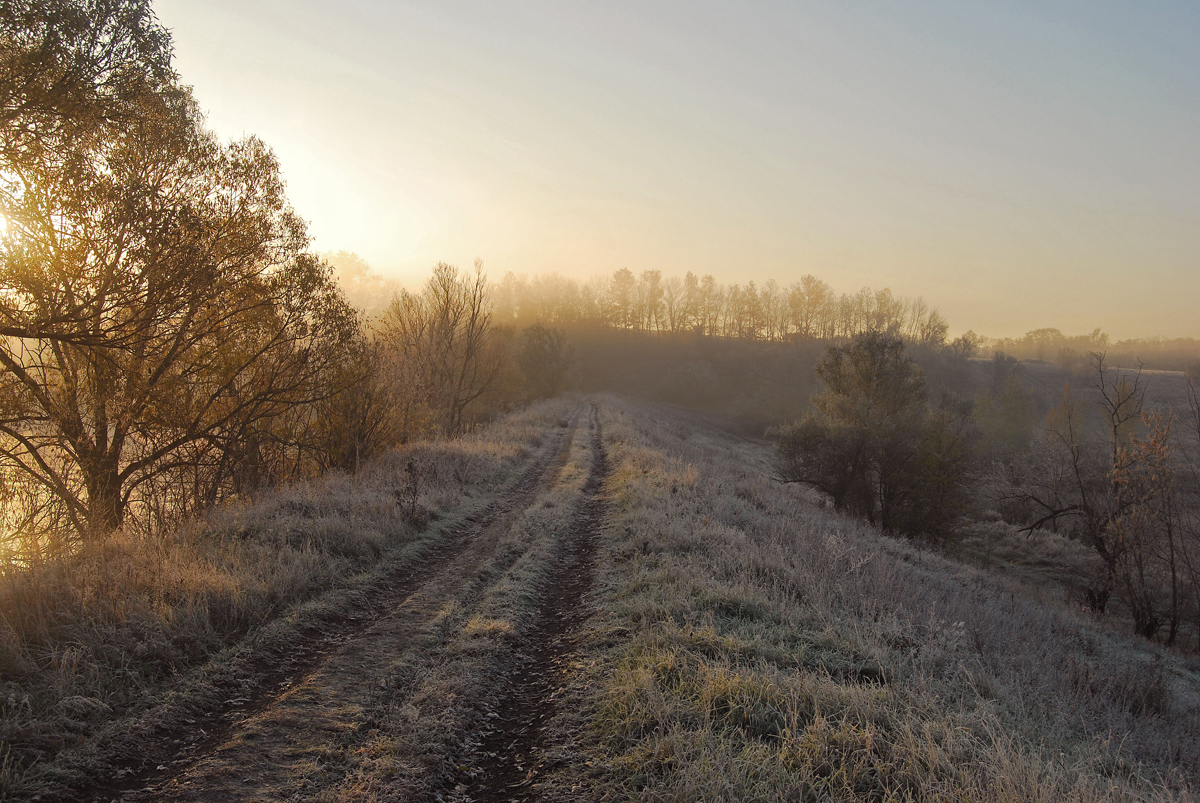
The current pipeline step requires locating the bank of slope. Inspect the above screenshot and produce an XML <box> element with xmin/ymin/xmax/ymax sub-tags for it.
<box><xmin>539</xmin><ymin>397</ymin><xmax>1197</xmax><ymax>802</ymax></box>
<box><xmin>0</xmin><ymin>398</ymin><xmax>576</xmax><ymax>801</ymax></box>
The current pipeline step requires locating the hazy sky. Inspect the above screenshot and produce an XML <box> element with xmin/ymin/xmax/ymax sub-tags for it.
<box><xmin>155</xmin><ymin>1</ymin><xmax>1198</xmax><ymax>339</ymax></box>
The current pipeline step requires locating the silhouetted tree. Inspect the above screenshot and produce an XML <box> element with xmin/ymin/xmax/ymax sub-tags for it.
<box><xmin>518</xmin><ymin>324</ymin><xmax>573</xmax><ymax>399</ymax></box>
<box><xmin>774</xmin><ymin>332</ymin><xmax>977</xmax><ymax>537</ymax></box>
<box><xmin>0</xmin><ymin>0</ymin><xmax>172</xmax><ymax>160</ymax></box>
<box><xmin>0</xmin><ymin>0</ymin><xmax>174</xmax><ymax>344</ymax></box>
<box><xmin>0</xmin><ymin>2</ymin><xmax>359</xmax><ymax>538</ymax></box>
<box><xmin>379</xmin><ymin>261</ymin><xmax>508</xmax><ymax>435</ymax></box>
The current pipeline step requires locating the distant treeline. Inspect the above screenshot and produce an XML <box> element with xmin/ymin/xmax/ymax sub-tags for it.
<box><xmin>489</xmin><ymin>270</ymin><xmax>959</xmax><ymax>347</ymax></box>
<box><xmin>980</xmin><ymin>328</ymin><xmax>1200</xmax><ymax>372</ymax></box>
<box><xmin>333</xmin><ymin>263</ymin><xmax>979</xmax><ymax>436</ymax></box>
<box><xmin>487</xmin><ymin>270</ymin><xmax>1198</xmax><ymax>372</ymax></box>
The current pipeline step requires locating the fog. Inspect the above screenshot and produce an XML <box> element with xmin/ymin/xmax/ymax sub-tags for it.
<box><xmin>156</xmin><ymin>0</ymin><xmax>1200</xmax><ymax>340</ymax></box>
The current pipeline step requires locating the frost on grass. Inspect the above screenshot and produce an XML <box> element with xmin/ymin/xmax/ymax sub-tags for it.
<box><xmin>0</xmin><ymin>397</ymin><xmax>575</xmax><ymax>799</ymax></box>
<box><xmin>567</xmin><ymin>396</ymin><xmax>1198</xmax><ymax>803</ymax></box>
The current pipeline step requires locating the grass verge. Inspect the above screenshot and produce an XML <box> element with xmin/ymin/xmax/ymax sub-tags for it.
<box><xmin>0</xmin><ymin>398</ymin><xmax>574</xmax><ymax>800</ymax></box>
<box><xmin>539</xmin><ymin>396</ymin><xmax>1198</xmax><ymax>802</ymax></box>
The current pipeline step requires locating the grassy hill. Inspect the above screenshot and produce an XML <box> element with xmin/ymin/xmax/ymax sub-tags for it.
<box><xmin>1</xmin><ymin>396</ymin><xmax>1196</xmax><ymax>801</ymax></box>
<box><xmin>542</xmin><ymin>398</ymin><xmax>1198</xmax><ymax>801</ymax></box>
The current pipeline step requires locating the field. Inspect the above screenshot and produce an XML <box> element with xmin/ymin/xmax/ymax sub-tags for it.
<box><xmin>2</xmin><ymin>396</ymin><xmax>1198</xmax><ymax>802</ymax></box>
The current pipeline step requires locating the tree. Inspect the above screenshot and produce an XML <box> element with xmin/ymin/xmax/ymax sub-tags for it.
<box><xmin>518</xmin><ymin>324</ymin><xmax>573</xmax><ymax>400</ymax></box>
<box><xmin>761</xmin><ymin>279</ymin><xmax>788</xmax><ymax>341</ymax></box>
<box><xmin>1179</xmin><ymin>371</ymin><xmax>1200</xmax><ymax>644</ymax></box>
<box><xmin>812</xmin><ymin>331</ymin><xmax>927</xmax><ymax>429</ymax></box>
<box><xmin>774</xmin><ymin>416</ymin><xmax>873</xmax><ymax>516</ymax></box>
<box><xmin>1004</xmin><ymin>355</ymin><xmax>1153</xmax><ymax>613</ymax></box>
<box><xmin>697</xmin><ymin>274</ymin><xmax>721</xmax><ymax>336</ymax></box>
<box><xmin>379</xmin><ymin>261</ymin><xmax>508</xmax><ymax>436</ymax></box>
<box><xmin>949</xmin><ymin>330</ymin><xmax>981</xmax><ymax>359</ymax></box>
<box><xmin>0</xmin><ymin>0</ymin><xmax>175</xmax><ymax>344</ymax></box>
<box><xmin>636</xmin><ymin>269</ymin><xmax>663</xmax><ymax>332</ymax></box>
<box><xmin>305</xmin><ymin>337</ymin><xmax>404</xmax><ymax>474</ymax></box>
<box><xmin>774</xmin><ymin>332</ymin><xmax>976</xmax><ymax>536</ymax></box>
<box><xmin>1108</xmin><ymin>412</ymin><xmax>1183</xmax><ymax>639</ymax></box>
<box><xmin>661</xmin><ymin>275</ymin><xmax>684</xmax><ymax>333</ymax></box>
<box><xmin>0</xmin><ymin>3</ymin><xmax>360</xmax><ymax>539</ymax></box>
<box><xmin>895</xmin><ymin>393</ymin><xmax>980</xmax><ymax>536</ymax></box>
<box><xmin>608</xmin><ymin>268</ymin><xmax>636</xmax><ymax>329</ymax></box>
<box><xmin>0</xmin><ymin>0</ymin><xmax>173</xmax><ymax>159</ymax></box>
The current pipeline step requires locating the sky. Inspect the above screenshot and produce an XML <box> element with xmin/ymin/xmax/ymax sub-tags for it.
<box><xmin>154</xmin><ymin>0</ymin><xmax>1199</xmax><ymax>340</ymax></box>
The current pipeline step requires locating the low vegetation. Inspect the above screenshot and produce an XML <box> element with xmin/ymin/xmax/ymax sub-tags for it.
<box><xmin>771</xmin><ymin>330</ymin><xmax>1200</xmax><ymax>651</ymax></box>
<box><xmin>0</xmin><ymin>398</ymin><xmax>573</xmax><ymax>798</ymax></box>
<box><xmin>543</xmin><ymin>398</ymin><xmax>1199</xmax><ymax>801</ymax></box>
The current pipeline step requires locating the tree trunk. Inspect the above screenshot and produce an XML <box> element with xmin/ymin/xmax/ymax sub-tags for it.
<box><xmin>83</xmin><ymin>458</ymin><xmax>124</xmax><ymax>536</ymax></box>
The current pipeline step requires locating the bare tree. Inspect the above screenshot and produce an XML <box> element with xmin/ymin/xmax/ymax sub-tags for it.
<box><xmin>636</xmin><ymin>269</ymin><xmax>663</xmax><ymax>332</ymax></box>
<box><xmin>661</xmin><ymin>275</ymin><xmax>684</xmax><ymax>333</ymax></box>
<box><xmin>379</xmin><ymin>261</ymin><xmax>508</xmax><ymax>436</ymax></box>
<box><xmin>1005</xmin><ymin>354</ymin><xmax>1162</xmax><ymax>615</ymax></box>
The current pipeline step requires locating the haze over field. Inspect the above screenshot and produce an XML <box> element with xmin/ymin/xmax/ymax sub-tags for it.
<box><xmin>155</xmin><ymin>0</ymin><xmax>1200</xmax><ymax>339</ymax></box>
<box><xmin>8</xmin><ymin>3</ymin><xmax>1200</xmax><ymax>799</ymax></box>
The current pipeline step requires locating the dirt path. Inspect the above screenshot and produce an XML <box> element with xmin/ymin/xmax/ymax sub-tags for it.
<box><xmin>86</xmin><ymin>410</ymin><xmax>581</xmax><ymax>803</ymax></box>
<box><xmin>460</xmin><ymin>404</ymin><xmax>609</xmax><ymax>803</ymax></box>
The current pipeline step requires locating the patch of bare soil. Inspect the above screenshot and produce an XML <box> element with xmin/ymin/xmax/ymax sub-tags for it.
<box><xmin>461</xmin><ymin>405</ymin><xmax>609</xmax><ymax>803</ymax></box>
<box><xmin>82</xmin><ymin>411</ymin><xmax>580</xmax><ymax>803</ymax></box>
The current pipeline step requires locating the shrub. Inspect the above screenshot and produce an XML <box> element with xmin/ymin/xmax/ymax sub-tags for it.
<box><xmin>773</xmin><ymin>333</ymin><xmax>978</xmax><ymax>538</ymax></box>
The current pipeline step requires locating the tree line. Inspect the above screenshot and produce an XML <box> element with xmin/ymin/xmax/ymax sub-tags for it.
<box><xmin>975</xmin><ymin>327</ymin><xmax>1199</xmax><ymax>374</ymax></box>
<box><xmin>492</xmin><ymin>269</ymin><xmax>958</xmax><ymax>348</ymax></box>
<box><xmin>775</xmin><ymin>331</ymin><xmax>1200</xmax><ymax>648</ymax></box>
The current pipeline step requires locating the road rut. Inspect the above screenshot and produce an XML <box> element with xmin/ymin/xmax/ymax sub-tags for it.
<box><xmin>91</xmin><ymin>411</ymin><xmax>582</xmax><ymax>802</ymax></box>
<box><xmin>462</xmin><ymin>403</ymin><xmax>609</xmax><ymax>803</ymax></box>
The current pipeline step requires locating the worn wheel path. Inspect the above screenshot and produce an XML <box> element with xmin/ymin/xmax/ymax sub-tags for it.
<box><xmin>84</xmin><ymin>409</ymin><xmax>583</xmax><ymax>802</ymax></box>
<box><xmin>458</xmin><ymin>403</ymin><xmax>609</xmax><ymax>803</ymax></box>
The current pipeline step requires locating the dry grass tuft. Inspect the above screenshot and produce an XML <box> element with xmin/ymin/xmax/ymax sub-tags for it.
<box><xmin>463</xmin><ymin>615</ymin><xmax>515</xmax><ymax>637</ymax></box>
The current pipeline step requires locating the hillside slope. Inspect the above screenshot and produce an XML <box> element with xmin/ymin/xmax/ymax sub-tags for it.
<box><xmin>5</xmin><ymin>396</ymin><xmax>1197</xmax><ymax>802</ymax></box>
<box><xmin>539</xmin><ymin>398</ymin><xmax>1199</xmax><ymax>802</ymax></box>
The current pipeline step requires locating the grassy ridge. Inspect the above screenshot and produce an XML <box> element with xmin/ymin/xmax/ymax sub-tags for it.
<box><xmin>3</xmin><ymin>395</ymin><xmax>1198</xmax><ymax>800</ymax></box>
<box><xmin>326</xmin><ymin>410</ymin><xmax>599</xmax><ymax>799</ymax></box>
<box><xmin>552</xmin><ymin>397</ymin><xmax>1198</xmax><ymax>801</ymax></box>
<box><xmin>0</xmin><ymin>398</ymin><xmax>574</xmax><ymax>799</ymax></box>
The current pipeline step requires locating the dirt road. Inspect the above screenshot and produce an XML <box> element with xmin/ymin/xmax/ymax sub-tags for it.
<box><xmin>461</xmin><ymin>406</ymin><xmax>609</xmax><ymax>803</ymax></box>
<box><xmin>93</xmin><ymin>405</ymin><xmax>608</xmax><ymax>802</ymax></box>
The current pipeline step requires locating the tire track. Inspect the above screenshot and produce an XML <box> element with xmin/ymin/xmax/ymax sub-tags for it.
<box><xmin>82</xmin><ymin>411</ymin><xmax>581</xmax><ymax>803</ymax></box>
<box><xmin>465</xmin><ymin>403</ymin><xmax>609</xmax><ymax>803</ymax></box>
